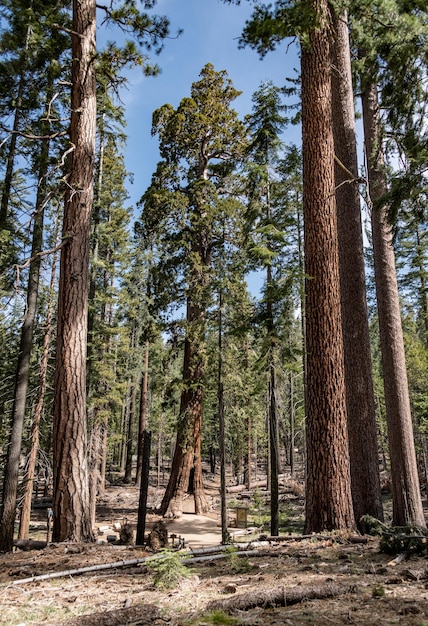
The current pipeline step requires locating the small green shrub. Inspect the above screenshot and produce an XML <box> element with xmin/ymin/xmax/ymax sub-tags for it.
<box><xmin>184</xmin><ymin>610</ymin><xmax>239</xmax><ymax>626</ymax></box>
<box><xmin>224</xmin><ymin>546</ymin><xmax>252</xmax><ymax>573</ymax></box>
<box><xmin>145</xmin><ymin>549</ymin><xmax>194</xmax><ymax>590</ymax></box>
<box><xmin>201</xmin><ymin>610</ymin><xmax>239</xmax><ymax>624</ymax></box>
<box><xmin>372</xmin><ymin>585</ymin><xmax>385</xmax><ymax>597</ymax></box>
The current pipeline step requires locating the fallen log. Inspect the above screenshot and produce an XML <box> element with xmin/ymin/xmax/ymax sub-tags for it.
<box><xmin>207</xmin><ymin>581</ymin><xmax>355</xmax><ymax>612</ymax></box>
<box><xmin>12</xmin><ymin>544</ymin><xmax>253</xmax><ymax>585</ymax></box>
<box><xmin>226</xmin><ymin>480</ymin><xmax>267</xmax><ymax>494</ymax></box>
<box><xmin>258</xmin><ymin>533</ymin><xmax>366</xmax><ymax>544</ymax></box>
<box><xmin>226</xmin><ymin>475</ymin><xmax>291</xmax><ymax>494</ymax></box>
<box><xmin>63</xmin><ymin>602</ymin><xmax>166</xmax><ymax>626</ymax></box>
<box><xmin>13</xmin><ymin>539</ymin><xmax>47</xmax><ymax>551</ymax></box>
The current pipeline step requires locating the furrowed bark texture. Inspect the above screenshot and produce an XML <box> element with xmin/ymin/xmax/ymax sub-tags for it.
<box><xmin>361</xmin><ymin>78</ymin><xmax>425</xmax><ymax>528</ymax></box>
<box><xmin>52</xmin><ymin>0</ymin><xmax>96</xmax><ymax>542</ymax></box>
<box><xmin>302</xmin><ymin>0</ymin><xmax>356</xmax><ymax>533</ymax></box>
<box><xmin>331</xmin><ymin>10</ymin><xmax>383</xmax><ymax>525</ymax></box>
<box><xmin>160</xmin><ymin>296</ymin><xmax>209</xmax><ymax>517</ymax></box>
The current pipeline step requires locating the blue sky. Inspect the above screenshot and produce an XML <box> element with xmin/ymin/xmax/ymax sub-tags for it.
<box><xmin>101</xmin><ymin>0</ymin><xmax>301</xmax><ymax>211</ymax></box>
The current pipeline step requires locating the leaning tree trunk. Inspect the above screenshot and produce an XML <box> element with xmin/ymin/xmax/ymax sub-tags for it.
<box><xmin>361</xmin><ymin>77</ymin><xmax>425</xmax><ymax>528</ymax></box>
<box><xmin>0</xmin><ymin>131</ymin><xmax>50</xmax><ymax>552</ymax></box>
<box><xmin>302</xmin><ymin>0</ymin><xmax>356</xmax><ymax>533</ymax></box>
<box><xmin>331</xmin><ymin>9</ymin><xmax>383</xmax><ymax>525</ymax></box>
<box><xmin>52</xmin><ymin>0</ymin><xmax>96</xmax><ymax>543</ymax></box>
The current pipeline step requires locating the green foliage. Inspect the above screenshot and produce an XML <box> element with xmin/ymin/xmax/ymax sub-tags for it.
<box><xmin>201</xmin><ymin>612</ymin><xmax>239</xmax><ymax>625</ymax></box>
<box><xmin>372</xmin><ymin>585</ymin><xmax>385</xmax><ymax>597</ymax></box>
<box><xmin>379</xmin><ymin>525</ymin><xmax>428</xmax><ymax>555</ymax></box>
<box><xmin>185</xmin><ymin>611</ymin><xmax>239</xmax><ymax>626</ymax></box>
<box><xmin>350</xmin><ymin>0</ymin><xmax>428</xmax><ymax>225</ymax></box>
<box><xmin>224</xmin><ymin>546</ymin><xmax>252</xmax><ymax>573</ymax></box>
<box><xmin>145</xmin><ymin>549</ymin><xmax>194</xmax><ymax>590</ymax></box>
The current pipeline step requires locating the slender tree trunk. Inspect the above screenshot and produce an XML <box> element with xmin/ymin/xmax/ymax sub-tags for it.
<box><xmin>136</xmin><ymin>430</ymin><xmax>151</xmax><ymax>545</ymax></box>
<box><xmin>361</xmin><ymin>78</ymin><xmax>425</xmax><ymax>528</ymax></box>
<box><xmin>302</xmin><ymin>0</ymin><xmax>356</xmax><ymax>533</ymax></box>
<box><xmin>120</xmin><ymin>381</ymin><xmax>131</xmax><ymax>472</ymax></box>
<box><xmin>331</xmin><ymin>10</ymin><xmax>383</xmax><ymax>525</ymax></box>
<box><xmin>0</xmin><ymin>20</ymin><xmax>31</xmax><ymax>231</ymax></box>
<box><xmin>289</xmin><ymin>370</ymin><xmax>295</xmax><ymax>477</ymax></box>
<box><xmin>99</xmin><ymin>422</ymin><xmax>108</xmax><ymax>497</ymax></box>
<box><xmin>86</xmin><ymin>113</ymin><xmax>104</xmax><ymax>387</ymax></box>
<box><xmin>414</xmin><ymin>224</ymin><xmax>428</xmax><ymax>349</ymax></box>
<box><xmin>136</xmin><ymin>340</ymin><xmax>150</xmax><ymax>487</ymax></box>
<box><xmin>0</xmin><ymin>132</ymin><xmax>50</xmax><ymax>552</ymax></box>
<box><xmin>52</xmin><ymin>0</ymin><xmax>96</xmax><ymax>543</ymax></box>
<box><xmin>124</xmin><ymin>384</ymin><xmax>136</xmax><ymax>484</ymax></box>
<box><xmin>88</xmin><ymin>417</ymin><xmax>103</xmax><ymax>528</ymax></box>
<box><xmin>218</xmin><ymin>288</ymin><xmax>229</xmax><ymax>543</ymax></box>
<box><xmin>267</xmin><ymin>265</ymin><xmax>279</xmax><ymax>536</ymax></box>
<box><xmin>243</xmin><ymin>341</ymin><xmax>252</xmax><ymax>490</ymax></box>
<box><xmin>18</xmin><ymin>214</ymin><xmax>60</xmax><ymax>540</ymax></box>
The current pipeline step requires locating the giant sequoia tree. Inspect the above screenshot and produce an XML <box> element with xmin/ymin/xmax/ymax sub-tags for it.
<box><xmin>140</xmin><ymin>64</ymin><xmax>247</xmax><ymax>517</ymax></box>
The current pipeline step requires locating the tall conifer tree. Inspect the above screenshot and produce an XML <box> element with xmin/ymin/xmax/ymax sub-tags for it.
<box><xmin>140</xmin><ymin>64</ymin><xmax>247</xmax><ymax>517</ymax></box>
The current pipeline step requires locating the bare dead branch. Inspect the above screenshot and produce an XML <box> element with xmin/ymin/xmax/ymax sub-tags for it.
<box><xmin>14</xmin><ymin>238</ymin><xmax>70</xmax><ymax>287</ymax></box>
<box><xmin>0</xmin><ymin>123</ymin><xmax>67</xmax><ymax>141</ymax></box>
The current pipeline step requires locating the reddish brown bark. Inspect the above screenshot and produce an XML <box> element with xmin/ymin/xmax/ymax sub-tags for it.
<box><xmin>302</xmin><ymin>0</ymin><xmax>356</xmax><ymax>533</ymax></box>
<box><xmin>160</xmin><ymin>295</ymin><xmax>209</xmax><ymax>517</ymax></box>
<box><xmin>52</xmin><ymin>0</ymin><xmax>96</xmax><ymax>542</ymax></box>
<box><xmin>361</xmin><ymin>78</ymin><xmax>425</xmax><ymax>528</ymax></box>
<box><xmin>331</xmin><ymin>10</ymin><xmax>383</xmax><ymax>525</ymax></box>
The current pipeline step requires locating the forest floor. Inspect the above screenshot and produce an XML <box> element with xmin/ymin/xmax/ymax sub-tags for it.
<box><xmin>1</xmin><ymin>472</ymin><xmax>428</xmax><ymax>625</ymax></box>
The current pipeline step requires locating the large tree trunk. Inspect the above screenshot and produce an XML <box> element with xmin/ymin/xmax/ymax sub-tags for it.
<box><xmin>52</xmin><ymin>0</ymin><xmax>96</xmax><ymax>543</ymax></box>
<box><xmin>0</xmin><ymin>132</ymin><xmax>50</xmax><ymax>552</ymax></box>
<box><xmin>331</xmin><ymin>10</ymin><xmax>383</xmax><ymax>525</ymax></box>
<box><xmin>361</xmin><ymin>78</ymin><xmax>425</xmax><ymax>528</ymax></box>
<box><xmin>160</xmin><ymin>296</ymin><xmax>209</xmax><ymax>517</ymax></box>
<box><xmin>302</xmin><ymin>0</ymin><xmax>356</xmax><ymax>533</ymax></box>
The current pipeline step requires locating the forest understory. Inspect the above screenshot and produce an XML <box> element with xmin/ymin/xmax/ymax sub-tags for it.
<box><xmin>1</xmin><ymin>472</ymin><xmax>428</xmax><ymax>626</ymax></box>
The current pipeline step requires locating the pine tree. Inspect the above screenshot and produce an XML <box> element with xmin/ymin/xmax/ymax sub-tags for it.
<box><xmin>0</xmin><ymin>0</ymin><xmax>70</xmax><ymax>295</ymax></box>
<box><xmin>223</xmin><ymin>0</ymin><xmax>356</xmax><ymax>531</ymax></box>
<box><xmin>52</xmin><ymin>0</ymin><xmax>172</xmax><ymax>542</ymax></box>
<box><xmin>245</xmin><ymin>81</ymin><xmax>295</xmax><ymax>535</ymax></box>
<box><xmin>353</xmin><ymin>0</ymin><xmax>427</xmax><ymax>527</ymax></box>
<box><xmin>330</xmin><ymin>6</ymin><xmax>383</xmax><ymax>525</ymax></box>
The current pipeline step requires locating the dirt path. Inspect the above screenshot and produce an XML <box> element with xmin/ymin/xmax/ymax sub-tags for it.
<box><xmin>166</xmin><ymin>513</ymin><xmax>222</xmax><ymax>548</ymax></box>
